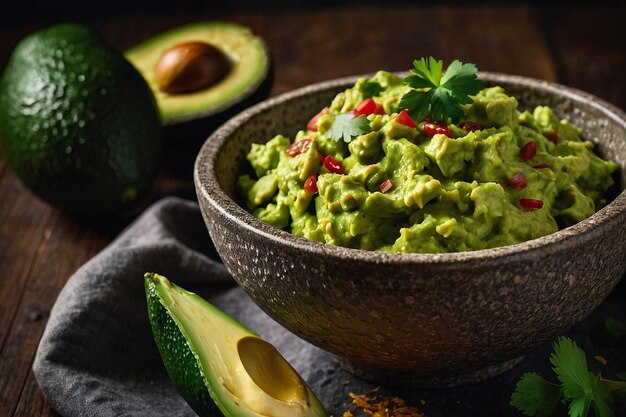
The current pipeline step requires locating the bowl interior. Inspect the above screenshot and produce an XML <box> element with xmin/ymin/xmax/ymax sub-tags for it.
<box><xmin>214</xmin><ymin>73</ymin><xmax>625</xmax><ymax>210</ymax></box>
<box><xmin>200</xmin><ymin>73</ymin><xmax>626</xmax><ymax>267</ymax></box>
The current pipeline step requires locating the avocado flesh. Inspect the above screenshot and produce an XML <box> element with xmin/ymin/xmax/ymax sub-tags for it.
<box><xmin>145</xmin><ymin>273</ymin><xmax>327</xmax><ymax>417</ymax></box>
<box><xmin>126</xmin><ymin>22</ymin><xmax>269</xmax><ymax>125</ymax></box>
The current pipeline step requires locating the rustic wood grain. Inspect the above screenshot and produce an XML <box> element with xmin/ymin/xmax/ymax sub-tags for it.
<box><xmin>0</xmin><ymin>170</ymin><xmax>57</xmax><ymax>353</ymax></box>
<box><xmin>0</xmin><ymin>210</ymin><xmax>109</xmax><ymax>416</ymax></box>
<box><xmin>0</xmin><ymin>155</ymin><xmax>6</xmax><ymax>182</ymax></box>
<box><xmin>232</xmin><ymin>4</ymin><xmax>558</xmax><ymax>94</ymax></box>
<box><xmin>0</xmin><ymin>4</ymin><xmax>622</xmax><ymax>416</ymax></box>
<box><xmin>13</xmin><ymin>371</ymin><xmax>60</xmax><ymax>417</ymax></box>
<box><xmin>539</xmin><ymin>4</ymin><xmax>626</xmax><ymax>110</ymax></box>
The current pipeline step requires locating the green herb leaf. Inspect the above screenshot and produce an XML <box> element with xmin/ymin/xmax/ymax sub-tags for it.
<box><xmin>510</xmin><ymin>336</ymin><xmax>625</xmax><ymax>417</ymax></box>
<box><xmin>550</xmin><ymin>337</ymin><xmax>595</xmax><ymax>416</ymax></box>
<box><xmin>362</xmin><ymin>81</ymin><xmax>382</xmax><ymax>98</ymax></box>
<box><xmin>398</xmin><ymin>89</ymin><xmax>433</xmax><ymax>122</ymax></box>
<box><xmin>510</xmin><ymin>373</ymin><xmax>563</xmax><ymax>416</ymax></box>
<box><xmin>602</xmin><ymin>377</ymin><xmax>626</xmax><ymax>395</ymax></box>
<box><xmin>401</xmin><ymin>57</ymin><xmax>484</xmax><ymax>123</ymax></box>
<box><xmin>592</xmin><ymin>376</ymin><xmax>614</xmax><ymax>417</ymax></box>
<box><xmin>325</xmin><ymin>113</ymin><xmax>372</xmax><ymax>143</ymax></box>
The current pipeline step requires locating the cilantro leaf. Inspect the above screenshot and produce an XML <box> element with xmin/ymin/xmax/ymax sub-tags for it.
<box><xmin>325</xmin><ymin>113</ymin><xmax>372</xmax><ymax>143</ymax></box>
<box><xmin>510</xmin><ymin>373</ymin><xmax>563</xmax><ymax>416</ymax></box>
<box><xmin>362</xmin><ymin>81</ymin><xmax>382</xmax><ymax>98</ymax></box>
<box><xmin>601</xmin><ymin>378</ymin><xmax>626</xmax><ymax>396</ymax></box>
<box><xmin>408</xmin><ymin>57</ymin><xmax>443</xmax><ymax>87</ymax></box>
<box><xmin>440</xmin><ymin>60</ymin><xmax>484</xmax><ymax>104</ymax></box>
<box><xmin>401</xmin><ymin>57</ymin><xmax>484</xmax><ymax>123</ymax></box>
<box><xmin>550</xmin><ymin>337</ymin><xmax>595</xmax><ymax>414</ymax></box>
<box><xmin>431</xmin><ymin>87</ymin><xmax>464</xmax><ymax>124</ymax></box>
<box><xmin>398</xmin><ymin>89</ymin><xmax>433</xmax><ymax>122</ymax></box>
<box><xmin>592</xmin><ymin>376</ymin><xmax>614</xmax><ymax>417</ymax></box>
<box><xmin>510</xmin><ymin>336</ymin><xmax>626</xmax><ymax>417</ymax></box>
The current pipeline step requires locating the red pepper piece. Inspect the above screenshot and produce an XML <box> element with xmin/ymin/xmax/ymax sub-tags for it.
<box><xmin>317</xmin><ymin>151</ymin><xmax>325</xmax><ymax>163</ymax></box>
<box><xmin>458</xmin><ymin>121</ymin><xmax>484</xmax><ymax>132</ymax></box>
<box><xmin>507</xmin><ymin>172</ymin><xmax>527</xmax><ymax>188</ymax></box>
<box><xmin>303</xmin><ymin>173</ymin><xmax>318</xmax><ymax>194</ymax></box>
<box><xmin>519</xmin><ymin>198</ymin><xmax>544</xmax><ymax>209</ymax></box>
<box><xmin>354</xmin><ymin>98</ymin><xmax>377</xmax><ymax>116</ymax></box>
<box><xmin>323</xmin><ymin>155</ymin><xmax>345</xmax><ymax>174</ymax></box>
<box><xmin>379</xmin><ymin>179</ymin><xmax>395</xmax><ymax>193</ymax></box>
<box><xmin>373</xmin><ymin>104</ymin><xmax>385</xmax><ymax>115</ymax></box>
<box><xmin>286</xmin><ymin>138</ymin><xmax>312</xmax><ymax>157</ymax></box>
<box><xmin>396</xmin><ymin>110</ymin><xmax>417</xmax><ymax>128</ymax></box>
<box><xmin>533</xmin><ymin>163</ymin><xmax>550</xmax><ymax>169</ymax></box>
<box><xmin>423</xmin><ymin>119</ymin><xmax>450</xmax><ymax>137</ymax></box>
<box><xmin>546</xmin><ymin>132</ymin><xmax>559</xmax><ymax>144</ymax></box>
<box><xmin>307</xmin><ymin>107</ymin><xmax>330</xmax><ymax>131</ymax></box>
<box><xmin>520</xmin><ymin>141</ymin><xmax>537</xmax><ymax>161</ymax></box>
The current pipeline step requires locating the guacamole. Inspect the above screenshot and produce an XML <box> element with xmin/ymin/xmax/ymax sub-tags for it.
<box><xmin>238</xmin><ymin>71</ymin><xmax>618</xmax><ymax>253</ymax></box>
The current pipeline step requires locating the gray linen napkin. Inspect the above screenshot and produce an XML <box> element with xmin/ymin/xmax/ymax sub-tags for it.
<box><xmin>33</xmin><ymin>197</ymin><xmax>625</xmax><ymax>417</ymax></box>
<box><xmin>33</xmin><ymin>197</ymin><xmax>341</xmax><ymax>417</ymax></box>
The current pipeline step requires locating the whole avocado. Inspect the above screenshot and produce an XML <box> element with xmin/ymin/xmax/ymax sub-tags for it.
<box><xmin>0</xmin><ymin>23</ymin><xmax>162</xmax><ymax>215</ymax></box>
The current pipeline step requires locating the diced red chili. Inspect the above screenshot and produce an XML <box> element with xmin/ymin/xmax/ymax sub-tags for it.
<box><xmin>379</xmin><ymin>179</ymin><xmax>395</xmax><ymax>193</ymax></box>
<box><xmin>458</xmin><ymin>121</ymin><xmax>484</xmax><ymax>132</ymax></box>
<box><xmin>396</xmin><ymin>110</ymin><xmax>417</xmax><ymax>128</ymax></box>
<box><xmin>519</xmin><ymin>198</ymin><xmax>544</xmax><ymax>209</ymax></box>
<box><xmin>303</xmin><ymin>174</ymin><xmax>318</xmax><ymax>194</ymax></box>
<box><xmin>307</xmin><ymin>107</ymin><xmax>330</xmax><ymax>131</ymax></box>
<box><xmin>507</xmin><ymin>172</ymin><xmax>527</xmax><ymax>188</ymax></box>
<box><xmin>286</xmin><ymin>138</ymin><xmax>312</xmax><ymax>156</ymax></box>
<box><xmin>423</xmin><ymin>119</ymin><xmax>450</xmax><ymax>137</ymax></box>
<box><xmin>520</xmin><ymin>142</ymin><xmax>537</xmax><ymax>161</ymax></box>
<box><xmin>323</xmin><ymin>155</ymin><xmax>345</xmax><ymax>174</ymax></box>
<box><xmin>317</xmin><ymin>151</ymin><xmax>325</xmax><ymax>163</ymax></box>
<box><xmin>546</xmin><ymin>132</ymin><xmax>559</xmax><ymax>144</ymax></box>
<box><xmin>533</xmin><ymin>163</ymin><xmax>550</xmax><ymax>169</ymax></box>
<box><xmin>354</xmin><ymin>98</ymin><xmax>377</xmax><ymax>116</ymax></box>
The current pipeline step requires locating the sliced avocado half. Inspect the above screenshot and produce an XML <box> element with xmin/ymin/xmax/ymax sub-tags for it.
<box><xmin>126</xmin><ymin>22</ymin><xmax>270</xmax><ymax>125</ymax></box>
<box><xmin>145</xmin><ymin>273</ymin><xmax>327</xmax><ymax>417</ymax></box>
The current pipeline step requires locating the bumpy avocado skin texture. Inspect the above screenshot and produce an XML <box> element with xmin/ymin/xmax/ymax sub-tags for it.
<box><xmin>145</xmin><ymin>275</ymin><xmax>220</xmax><ymax>417</ymax></box>
<box><xmin>0</xmin><ymin>23</ymin><xmax>161</xmax><ymax>215</ymax></box>
<box><xmin>145</xmin><ymin>273</ymin><xmax>328</xmax><ymax>417</ymax></box>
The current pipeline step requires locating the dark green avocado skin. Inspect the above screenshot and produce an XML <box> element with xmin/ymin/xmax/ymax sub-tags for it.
<box><xmin>0</xmin><ymin>23</ymin><xmax>161</xmax><ymax>215</ymax></box>
<box><xmin>144</xmin><ymin>275</ymin><xmax>220</xmax><ymax>417</ymax></box>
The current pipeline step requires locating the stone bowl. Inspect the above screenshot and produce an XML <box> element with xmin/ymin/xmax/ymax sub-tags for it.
<box><xmin>194</xmin><ymin>72</ymin><xmax>626</xmax><ymax>387</ymax></box>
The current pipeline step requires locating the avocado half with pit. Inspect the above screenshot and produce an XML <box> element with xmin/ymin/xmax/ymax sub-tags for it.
<box><xmin>145</xmin><ymin>273</ymin><xmax>327</xmax><ymax>417</ymax></box>
<box><xmin>126</xmin><ymin>22</ymin><xmax>271</xmax><ymax>127</ymax></box>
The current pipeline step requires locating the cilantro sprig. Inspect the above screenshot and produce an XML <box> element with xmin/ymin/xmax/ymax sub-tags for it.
<box><xmin>399</xmin><ymin>57</ymin><xmax>484</xmax><ymax>123</ymax></box>
<box><xmin>325</xmin><ymin>113</ymin><xmax>372</xmax><ymax>143</ymax></box>
<box><xmin>511</xmin><ymin>336</ymin><xmax>626</xmax><ymax>417</ymax></box>
<box><xmin>362</xmin><ymin>81</ymin><xmax>382</xmax><ymax>98</ymax></box>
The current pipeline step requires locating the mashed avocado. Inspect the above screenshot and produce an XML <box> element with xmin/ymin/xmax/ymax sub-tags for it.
<box><xmin>238</xmin><ymin>71</ymin><xmax>618</xmax><ymax>253</ymax></box>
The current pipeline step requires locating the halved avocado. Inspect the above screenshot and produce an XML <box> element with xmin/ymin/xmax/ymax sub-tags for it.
<box><xmin>145</xmin><ymin>273</ymin><xmax>328</xmax><ymax>417</ymax></box>
<box><xmin>126</xmin><ymin>22</ymin><xmax>270</xmax><ymax>126</ymax></box>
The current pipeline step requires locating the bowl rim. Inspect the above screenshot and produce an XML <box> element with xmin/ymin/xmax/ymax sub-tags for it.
<box><xmin>194</xmin><ymin>71</ymin><xmax>626</xmax><ymax>266</ymax></box>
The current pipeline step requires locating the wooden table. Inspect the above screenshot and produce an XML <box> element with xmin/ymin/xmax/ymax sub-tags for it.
<box><xmin>1</xmin><ymin>4</ymin><xmax>624</xmax><ymax>416</ymax></box>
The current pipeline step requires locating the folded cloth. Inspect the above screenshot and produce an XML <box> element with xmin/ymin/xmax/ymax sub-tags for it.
<box><xmin>34</xmin><ymin>197</ymin><xmax>625</xmax><ymax>417</ymax></box>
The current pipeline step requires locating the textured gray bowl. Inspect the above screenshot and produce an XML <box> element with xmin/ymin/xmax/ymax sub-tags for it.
<box><xmin>194</xmin><ymin>72</ymin><xmax>626</xmax><ymax>387</ymax></box>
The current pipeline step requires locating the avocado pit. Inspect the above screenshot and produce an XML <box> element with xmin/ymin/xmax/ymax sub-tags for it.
<box><xmin>154</xmin><ymin>41</ymin><xmax>231</xmax><ymax>94</ymax></box>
